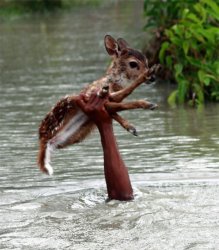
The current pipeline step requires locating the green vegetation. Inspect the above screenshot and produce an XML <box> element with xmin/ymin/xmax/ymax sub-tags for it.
<box><xmin>0</xmin><ymin>0</ymin><xmax>101</xmax><ymax>19</ymax></box>
<box><xmin>144</xmin><ymin>0</ymin><xmax>219</xmax><ymax>106</ymax></box>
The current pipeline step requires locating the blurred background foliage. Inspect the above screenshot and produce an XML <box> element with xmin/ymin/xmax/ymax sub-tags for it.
<box><xmin>0</xmin><ymin>0</ymin><xmax>101</xmax><ymax>16</ymax></box>
<box><xmin>144</xmin><ymin>0</ymin><xmax>219</xmax><ymax>107</ymax></box>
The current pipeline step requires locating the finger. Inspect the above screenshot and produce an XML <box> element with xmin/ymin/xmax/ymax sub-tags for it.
<box><xmin>75</xmin><ymin>95</ymin><xmax>87</xmax><ymax>113</ymax></box>
<box><xmin>95</xmin><ymin>92</ymin><xmax>109</xmax><ymax>107</ymax></box>
<box><xmin>78</xmin><ymin>93</ymin><xmax>89</xmax><ymax>103</ymax></box>
<box><xmin>89</xmin><ymin>88</ymin><xmax>107</xmax><ymax>106</ymax></box>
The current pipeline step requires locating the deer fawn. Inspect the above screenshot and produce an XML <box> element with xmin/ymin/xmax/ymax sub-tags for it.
<box><xmin>38</xmin><ymin>35</ymin><xmax>159</xmax><ymax>175</ymax></box>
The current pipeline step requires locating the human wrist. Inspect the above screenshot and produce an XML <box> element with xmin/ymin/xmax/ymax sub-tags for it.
<box><xmin>96</xmin><ymin>121</ymin><xmax>115</xmax><ymax>146</ymax></box>
<box><xmin>96</xmin><ymin>119</ymin><xmax>113</xmax><ymax>132</ymax></box>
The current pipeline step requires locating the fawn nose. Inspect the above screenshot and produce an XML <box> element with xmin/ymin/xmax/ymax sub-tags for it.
<box><xmin>144</xmin><ymin>63</ymin><xmax>161</xmax><ymax>85</ymax></box>
<box><xmin>145</xmin><ymin>74</ymin><xmax>156</xmax><ymax>85</ymax></box>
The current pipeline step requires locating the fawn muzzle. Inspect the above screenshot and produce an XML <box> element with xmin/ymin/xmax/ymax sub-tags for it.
<box><xmin>145</xmin><ymin>64</ymin><xmax>161</xmax><ymax>84</ymax></box>
<box><xmin>145</xmin><ymin>74</ymin><xmax>156</xmax><ymax>84</ymax></box>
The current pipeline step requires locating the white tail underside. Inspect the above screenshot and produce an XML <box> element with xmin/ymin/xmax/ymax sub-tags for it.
<box><xmin>45</xmin><ymin>110</ymin><xmax>88</xmax><ymax>175</ymax></box>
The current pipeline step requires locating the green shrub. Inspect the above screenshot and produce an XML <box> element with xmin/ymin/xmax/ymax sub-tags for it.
<box><xmin>144</xmin><ymin>0</ymin><xmax>219</xmax><ymax>106</ymax></box>
<box><xmin>144</xmin><ymin>0</ymin><xmax>191</xmax><ymax>31</ymax></box>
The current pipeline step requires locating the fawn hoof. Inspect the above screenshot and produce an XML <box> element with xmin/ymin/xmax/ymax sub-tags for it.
<box><xmin>128</xmin><ymin>126</ymin><xmax>138</xmax><ymax>136</ymax></box>
<box><xmin>149</xmin><ymin>103</ymin><xmax>158</xmax><ymax>110</ymax></box>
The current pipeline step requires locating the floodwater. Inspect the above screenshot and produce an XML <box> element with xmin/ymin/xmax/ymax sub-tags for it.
<box><xmin>0</xmin><ymin>1</ymin><xmax>219</xmax><ymax>249</ymax></box>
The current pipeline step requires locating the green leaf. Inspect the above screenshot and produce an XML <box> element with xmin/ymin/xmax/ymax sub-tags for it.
<box><xmin>165</xmin><ymin>29</ymin><xmax>174</xmax><ymax>40</ymax></box>
<box><xmin>172</xmin><ymin>24</ymin><xmax>183</xmax><ymax>37</ymax></box>
<box><xmin>174</xmin><ymin>63</ymin><xmax>183</xmax><ymax>78</ymax></box>
<box><xmin>198</xmin><ymin>28</ymin><xmax>217</xmax><ymax>43</ymax></box>
<box><xmin>166</xmin><ymin>56</ymin><xmax>173</xmax><ymax>68</ymax></box>
<box><xmin>201</xmin><ymin>0</ymin><xmax>219</xmax><ymax>18</ymax></box>
<box><xmin>203</xmin><ymin>77</ymin><xmax>210</xmax><ymax>86</ymax></box>
<box><xmin>205</xmin><ymin>8</ymin><xmax>219</xmax><ymax>21</ymax></box>
<box><xmin>198</xmin><ymin>70</ymin><xmax>211</xmax><ymax>86</ymax></box>
<box><xmin>178</xmin><ymin>79</ymin><xmax>188</xmax><ymax>104</ymax></box>
<box><xmin>194</xmin><ymin>3</ymin><xmax>206</xmax><ymax>22</ymax></box>
<box><xmin>193</xmin><ymin>83</ymin><xmax>204</xmax><ymax>104</ymax></box>
<box><xmin>168</xmin><ymin>90</ymin><xmax>178</xmax><ymax>106</ymax></box>
<box><xmin>159</xmin><ymin>41</ymin><xmax>170</xmax><ymax>63</ymax></box>
<box><xmin>213</xmin><ymin>61</ymin><xmax>219</xmax><ymax>75</ymax></box>
<box><xmin>186</xmin><ymin>13</ymin><xmax>201</xmax><ymax>24</ymax></box>
<box><xmin>186</xmin><ymin>56</ymin><xmax>202</xmax><ymax>68</ymax></box>
<box><xmin>211</xmin><ymin>91</ymin><xmax>219</xmax><ymax>101</ymax></box>
<box><xmin>183</xmin><ymin>41</ymin><xmax>189</xmax><ymax>55</ymax></box>
<box><xmin>185</xmin><ymin>30</ymin><xmax>192</xmax><ymax>39</ymax></box>
<box><xmin>190</xmin><ymin>28</ymin><xmax>205</xmax><ymax>43</ymax></box>
<box><xmin>170</xmin><ymin>36</ymin><xmax>182</xmax><ymax>46</ymax></box>
<box><xmin>182</xmin><ymin>8</ymin><xmax>190</xmax><ymax>19</ymax></box>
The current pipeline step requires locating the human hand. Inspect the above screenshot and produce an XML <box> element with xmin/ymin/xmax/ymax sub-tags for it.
<box><xmin>75</xmin><ymin>88</ymin><xmax>112</xmax><ymax>126</ymax></box>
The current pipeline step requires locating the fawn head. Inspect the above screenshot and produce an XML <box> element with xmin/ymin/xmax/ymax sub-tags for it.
<box><xmin>104</xmin><ymin>35</ymin><xmax>155</xmax><ymax>87</ymax></box>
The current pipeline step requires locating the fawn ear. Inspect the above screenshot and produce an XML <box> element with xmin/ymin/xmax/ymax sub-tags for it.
<box><xmin>104</xmin><ymin>35</ymin><xmax>119</xmax><ymax>57</ymax></box>
<box><xmin>117</xmin><ymin>38</ymin><xmax>129</xmax><ymax>51</ymax></box>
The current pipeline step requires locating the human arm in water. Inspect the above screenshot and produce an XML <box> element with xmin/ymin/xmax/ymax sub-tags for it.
<box><xmin>76</xmin><ymin>90</ymin><xmax>133</xmax><ymax>201</ymax></box>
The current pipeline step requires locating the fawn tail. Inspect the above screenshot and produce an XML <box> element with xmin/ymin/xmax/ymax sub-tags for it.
<box><xmin>38</xmin><ymin>139</ymin><xmax>54</xmax><ymax>175</ymax></box>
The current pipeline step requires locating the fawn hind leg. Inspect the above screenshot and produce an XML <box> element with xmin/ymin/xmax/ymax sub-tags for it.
<box><xmin>109</xmin><ymin>101</ymin><xmax>157</xmax><ymax>136</ymax></box>
<box><xmin>111</xmin><ymin>113</ymin><xmax>138</xmax><ymax>136</ymax></box>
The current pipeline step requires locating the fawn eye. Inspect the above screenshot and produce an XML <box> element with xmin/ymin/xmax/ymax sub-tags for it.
<box><xmin>129</xmin><ymin>61</ymin><xmax>138</xmax><ymax>69</ymax></box>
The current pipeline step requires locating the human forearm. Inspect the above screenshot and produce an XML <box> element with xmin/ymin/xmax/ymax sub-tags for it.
<box><xmin>97</xmin><ymin>123</ymin><xmax>133</xmax><ymax>201</ymax></box>
<box><xmin>76</xmin><ymin>91</ymin><xmax>133</xmax><ymax>201</ymax></box>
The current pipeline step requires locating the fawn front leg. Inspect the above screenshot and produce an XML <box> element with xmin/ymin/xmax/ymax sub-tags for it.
<box><xmin>109</xmin><ymin>72</ymin><xmax>149</xmax><ymax>103</ymax></box>
<box><xmin>106</xmin><ymin>100</ymin><xmax>158</xmax><ymax>113</ymax></box>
